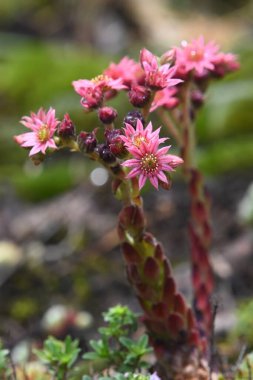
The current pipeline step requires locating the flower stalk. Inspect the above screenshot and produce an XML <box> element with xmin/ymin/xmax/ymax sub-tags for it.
<box><xmin>181</xmin><ymin>93</ymin><xmax>213</xmax><ymax>342</ymax></box>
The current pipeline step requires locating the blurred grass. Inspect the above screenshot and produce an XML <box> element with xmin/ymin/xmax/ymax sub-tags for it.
<box><xmin>0</xmin><ymin>33</ymin><xmax>252</xmax><ymax>202</ymax></box>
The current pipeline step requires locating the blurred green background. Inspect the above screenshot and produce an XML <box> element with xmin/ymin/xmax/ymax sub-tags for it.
<box><xmin>0</xmin><ymin>0</ymin><xmax>253</xmax><ymax>351</ymax></box>
<box><xmin>0</xmin><ymin>0</ymin><xmax>253</xmax><ymax>201</ymax></box>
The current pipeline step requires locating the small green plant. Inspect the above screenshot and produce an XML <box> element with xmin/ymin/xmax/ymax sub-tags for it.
<box><xmin>0</xmin><ymin>341</ymin><xmax>10</xmax><ymax>375</ymax></box>
<box><xmin>34</xmin><ymin>335</ymin><xmax>80</xmax><ymax>380</ymax></box>
<box><xmin>83</xmin><ymin>305</ymin><xmax>152</xmax><ymax>374</ymax></box>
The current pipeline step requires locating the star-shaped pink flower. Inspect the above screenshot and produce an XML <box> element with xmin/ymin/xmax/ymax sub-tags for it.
<box><xmin>14</xmin><ymin>108</ymin><xmax>59</xmax><ymax>156</ymax></box>
<box><xmin>121</xmin><ymin>118</ymin><xmax>167</xmax><ymax>151</ymax></box>
<box><xmin>121</xmin><ymin>120</ymin><xmax>183</xmax><ymax>189</ymax></box>
<box><xmin>175</xmin><ymin>36</ymin><xmax>219</xmax><ymax>77</ymax></box>
<box><xmin>140</xmin><ymin>48</ymin><xmax>182</xmax><ymax>90</ymax></box>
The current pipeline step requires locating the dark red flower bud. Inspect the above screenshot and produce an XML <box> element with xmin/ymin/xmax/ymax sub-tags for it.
<box><xmin>128</xmin><ymin>85</ymin><xmax>151</xmax><ymax>108</ymax></box>
<box><xmin>123</xmin><ymin>110</ymin><xmax>145</xmax><ymax>128</ymax></box>
<box><xmin>97</xmin><ymin>144</ymin><xmax>116</xmax><ymax>163</ymax></box>
<box><xmin>104</xmin><ymin>128</ymin><xmax>121</xmax><ymax>144</ymax></box>
<box><xmin>105</xmin><ymin>129</ymin><xmax>127</xmax><ymax>158</ymax></box>
<box><xmin>58</xmin><ymin>113</ymin><xmax>76</xmax><ymax>140</ymax></box>
<box><xmin>78</xmin><ymin>130</ymin><xmax>97</xmax><ymax>153</ymax></box>
<box><xmin>110</xmin><ymin>137</ymin><xmax>127</xmax><ymax>158</ymax></box>
<box><xmin>98</xmin><ymin>106</ymin><xmax>118</xmax><ymax>124</ymax></box>
<box><xmin>80</xmin><ymin>87</ymin><xmax>103</xmax><ymax>110</ymax></box>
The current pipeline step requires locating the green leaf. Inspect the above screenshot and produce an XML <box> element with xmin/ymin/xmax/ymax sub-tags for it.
<box><xmin>119</xmin><ymin>336</ymin><xmax>133</xmax><ymax>349</ymax></box>
<box><xmin>82</xmin><ymin>352</ymin><xmax>100</xmax><ymax>361</ymax></box>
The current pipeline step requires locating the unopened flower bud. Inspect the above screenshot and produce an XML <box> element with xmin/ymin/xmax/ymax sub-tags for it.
<box><xmin>109</xmin><ymin>136</ymin><xmax>127</xmax><ymax>158</ymax></box>
<box><xmin>80</xmin><ymin>87</ymin><xmax>103</xmax><ymax>110</ymax></box>
<box><xmin>104</xmin><ymin>129</ymin><xmax>120</xmax><ymax>144</ymax></box>
<box><xmin>123</xmin><ymin>110</ymin><xmax>145</xmax><ymax>128</ymax></box>
<box><xmin>160</xmin><ymin>48</ymin><xmax>176</xmax><ymax>65</ymax></box>
<box><xmin>58</xmin><ymin>113</ymin><xmax>76</xmax><ymax>140</ymax></box>
<box><xmin>78</xmin><ymin>130</ymin><xmax>97</xmax><ymax>153</ymax></box>
<box><xmin>98</xmin><ymin>106</ymin><xmax>118</xmax><ymax>124</ymax></box>
<box><xmin>128</xmin><ymin>85</ymin><xmax>151</xmax><ymax>108</ymax></box>
<box><xmin>105</xmin><ymin>129</ymin><xmax>127</xmax><ymax>158</ymax></box>
<box><xmin>97</xmin><ymin>144</ymin><xmax>116</xmax><ymax>163</ymax></box>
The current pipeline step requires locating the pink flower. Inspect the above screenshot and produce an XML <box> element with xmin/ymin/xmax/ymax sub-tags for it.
<box><xmin>212</xmin><ymin>52</ymin><xmax>240</xmax><ymax>77</ymax></box>
<box><xmin>150</xmin><ymin>87</ymin><xmax>179</xmax><ymax>112</ymax></box>
<box><xmin>122</xmin><ymin>120</ymin><xmax>183</xmax><ymax>189</ymax></box>
<box><xmin>175</xmin><ymin>36</ymin><xmax>219</xmax><ymax>76</ymax></box>
<box><xmin>140</xmin><ymin>48</ymin><xmax>183</xmax><ymax>90</ymax></box>
<box><xmin>72</xmin><ymin>75</ymin><xmax>127</xmax><ymax>110</ymax></box>
<box><xmin>14</xmin><ymin>108</ymin><xmax>59</xmax><ymax>156</ymax></box>
<box><xmin>104</xmin><ymin>56</ymin><xmax>143</xmax><ymax>87</ymax></box>
<box><xmin>121</xmin><ymin>118</ymin><xmax>167</xmax><ymax>151</ymax></box>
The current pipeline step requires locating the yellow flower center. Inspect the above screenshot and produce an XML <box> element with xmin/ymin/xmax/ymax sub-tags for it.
<box><xmin>134</xmin><ymin>135</ymin><xmax>147</xmax><ymax>147</ymax></box>
<box><xmin>140</xmin><ymin>153</ymin><xmax>158</xmax><ymax>174</ymax></box>
<box><xmin>189</xmin><ymin>49</ymin><xmax>204</xmax><ymax>62</ymax></box>
<box><xmin>91</xmin><ymin>74</ymin><xmax>109</xmax><ymax>84</ymax></box>
<box><xmin>38</xmin><ymin>125</ymin><xmax>50</xmax><ymax>142</ymax></box>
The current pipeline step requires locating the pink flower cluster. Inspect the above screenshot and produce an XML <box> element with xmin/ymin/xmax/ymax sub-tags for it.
<box><xmin>72</xmin><ymin>37</ymin><xmax>239</xmax><ymax>114</ymax></box>
<box><xmin>14</xmin><ymin>108</ymin><xmax>59</xmax><ymax>156</ymax></box>
<box><xmin>121</xmin><ymin>119</ymin><xmax>183</xmax><ymax>190</ymax></box>
<box><xmin>15</xmin><ymin>36</ymin><xmax>239</xmax><ymax>166</ymax></box>
<box><xmin>171</xmin><ymin>35</ymin><xmax>239</xmax><ymax>78</ymax></box>
<box><xmin>72</xmin><ymin>49</ymin><xmax>182</xmax><ymax>112</ymax></box>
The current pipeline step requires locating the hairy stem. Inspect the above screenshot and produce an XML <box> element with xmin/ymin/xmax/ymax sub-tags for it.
<box><xmin>180</xmin><ymin>83</ymin><xmax>214</xmax><ymax>342</ymax></box>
